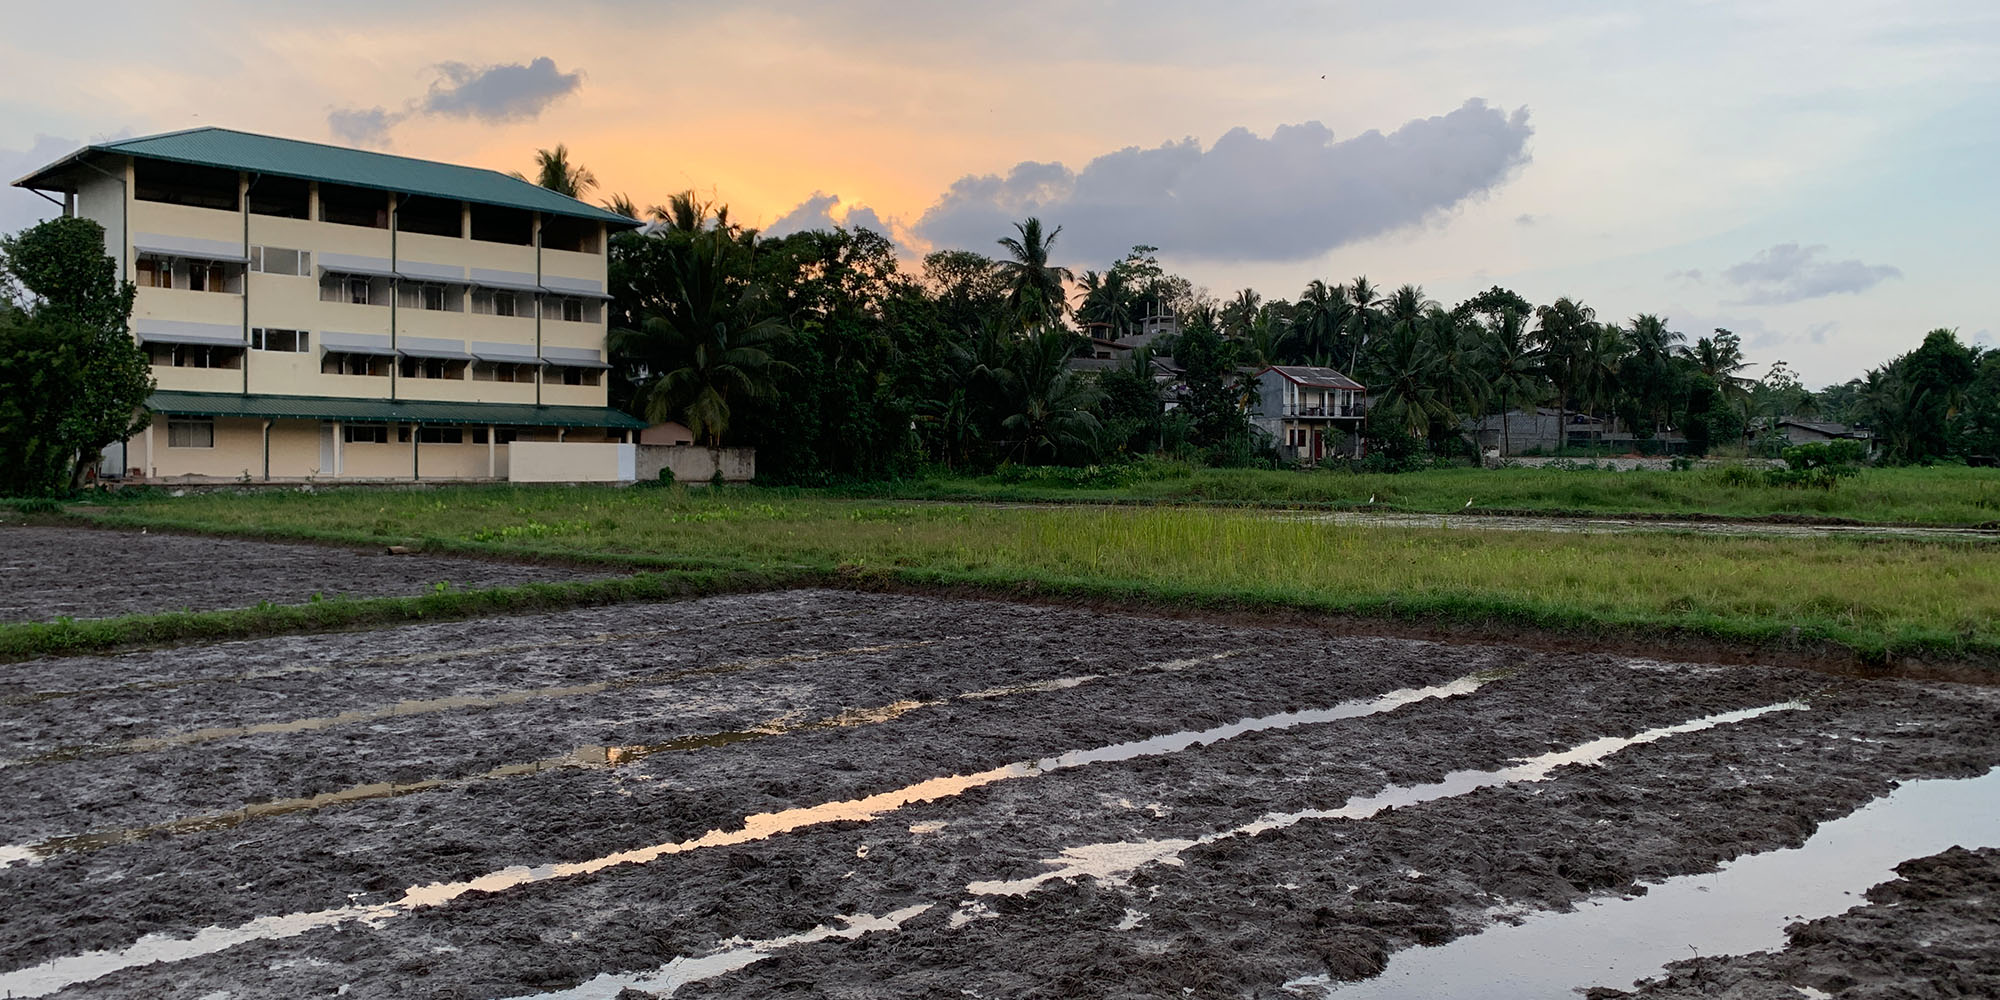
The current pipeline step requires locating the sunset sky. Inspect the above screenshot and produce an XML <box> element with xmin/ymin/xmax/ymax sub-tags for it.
<box><xmin>3</xmin><ymin>0</ymin><xmax>1994</xmax><ymax>386</ymax></box>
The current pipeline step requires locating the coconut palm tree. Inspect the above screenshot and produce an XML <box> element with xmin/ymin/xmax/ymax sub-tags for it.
<box><xmin>1681</xmin><ymin>329</ymin><xmax>1755</xmax><ymax>415</ymax></box>
<box><xmin>1534</xmin><ymin>297</ymin><xmax>1597</xmax><ymax>431</ymax></box>
<box><xmin>512</xmin><ymin>145</ymin><xmax>597</xmax><ymax>199</ymax></box>
<box><xmin>612</xmin><ymin>230</ymin><xmax>791</xmax><ymax>446</ymax></box>
<box><xmin>1480</xmin><ymin>307</ymin><xmax>1547</xmax><ymax>457</ymax></box>
<box><xmin>999</xmin><ymin>328</ymin><xmax>1103</xmax><ymax>462</ymax></box>
<box><xmin>1286</xmin><ymin>279</ymin><xmax>1351</xmax><ymax>367</ymax></box>
<box><xmin>1575</xmin><ymin>322</ymin><xmax>1628</xmax><ymax>449</ymax></box>
<box><xmin>601</xmin><ymin>193</ymin><xmax>639</xmax><ymax>219</ymax></box>
<box><xmin>993</xmin><ymin>218</ymin><xmax>1073</xmax><ymax>332</ymax></box>
<box><xmin>647</xmin><ymin>191</ymin><xmax>739</xmax><ymax>235</ymax></box>
<box><xmin>1625</xmin><ymin>314</ymin><xmax>1685</xmax><ymax>435</ymax></box>
<box><xmin>1344</xmin><ymin>276</ymin><xmax>1387</xmax><ymax>373</ymax></box>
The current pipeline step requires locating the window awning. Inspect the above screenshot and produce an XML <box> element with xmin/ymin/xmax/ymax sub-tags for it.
<box><xmin>137</xmin><ymin>329</ymin><xmax>248</xmax><ymax>347</ymax></box>
<box><xmin>471</xmin><ymin>348</ymin><xmax>542</xmax><ymax>365</ymax></box>
<box><xmin>398</xmin><ymin>346</ymin><xmax>473</xmax><ymax>361</ymax></box>
<box><xmin>133</xmin><ymin>242</ymin><xmax>249</xmax><ymax>264</ymax></box>
<box><xmin>317</xmin><ymin>252</ymin><xmax>398</xmax><ymax>280</ymax></box>
<box><xmin>133</xmin><ymin>320</ymin><xmax>246</xmax><ymax>347</ymax></box>
<box><xmin>395</xmin><ymin>261</ymin><xmax>468</xmax><ymax>284</ymax></box>
<box><xmin>542</xmin><ymin>356</ymin><xmax>610</xmax><ymax>370</ymax></box>
<box><xmin>540</xmin><ymin>275</ymin><xmax>613</xmax><ymax>300</ymax></box>
<box><xmin>470</xmin><ymin>268</ymin><xmax>544</xmax><ymax>294</ymax></box>
<box><xmin>145</xmin><ymin>390</ymin><xmax>647</xmax><ymax>430</ymax></box>
<box><xmin>320</xmin><ymin>332</ymin><xmax>396</xmax><ymax>357</ymax></box>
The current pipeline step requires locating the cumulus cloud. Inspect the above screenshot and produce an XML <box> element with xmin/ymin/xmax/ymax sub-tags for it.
<box><xmin>765</xmin><ymin>191</ymin><xmax>894</xmax><ymax>241</ymax></box>
<box><xmin>911</xmin><ymin>98</ymin><xmax>1533</xmax><ymax>263</ymax></box>
<box><xmin>421</xmin><ymin>57</ymin><xmax>583</xmax><ymax>121</ymax></box>
<box><xmin>1722</xmin><ymin>243</ymin><xmax>1901</xmax><ymax>305</ymax></box>
<box><xmin>1667</xmin><ymin>268</ymin><xmax>1703</xmax><ymax>283</ymax></box>
<box><xmin>328</xmin><ymin>57</ymin><xmax>583</xmax><ymax>147</ymax></box>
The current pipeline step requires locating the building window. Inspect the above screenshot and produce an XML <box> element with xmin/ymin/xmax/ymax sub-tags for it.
<box><xmin>137</xmin><ymin>255</ymin><xmax>241</xmax><ymax>293</ymax></box>
<box><xmin>397</xmin><ymin>282</ymin><xmax>459</xmax><ymax>312</ymax></box>
<box><xmin>320</xmin><ymin>274</ymin><xmax>386</xmax><ymax>305</ymax></box>
<box><xmin>399</xmin><ymin>356</ymin><xmax>465</xmax><ymax>380</ymax></box>
<box><xmin>319</xmin><ymin>183</ymin><xmax>388</xmax><ymax>228</ymax></box>
<box><xmin>396</xmin><ymin>197</ymin><xmax>463</xmax><ymax>238</ymax></box>
<box><xmin>134</xmin><ymin>160</ymin><xmax>238</xmax><ymax>211</ymax></box>
<box><xmin>148</xmin><ymin>343</ymin><xmax>244</xmax><ymax>369</ymax></box>
<box><xmin>247</xmin><ymin>176</ymin><xmax>311</xmax><ymax>219</ymax></box>
<box><xmin>136</xmin><ymin>257</ymin><xmax>168</xmax><ymax>288</ymax></box>
<box><xmin>540</xmin><ymin>215</ymin><xmax>601</xmax><ymax>254</ymax></box>
<box><xmin>342</xmin><ymin>423</ymin><xmax>389</xmax><ymax>444</ymax></box>
<box><xmin>323</xmin><ymin>353</ymin><xmax>391</xmax><ymax>376</ymax></box>
<box><xmin>471</xmin><ymin>361</ymin><xmax>530</xmax><ymax>383</ymax></box>
<box><xmin>166</xmin><ymin>418</ymin><xmax>215</xmax><ymax>448</ymax></box>
<box><xmin>250</xmin><ymin>246</ymin><xmax>311</xmax><ymax>276</ymax></box>
<box><xmin>470</xmin><ymin>288</ymin><xmax>519</xmax><ymax>317</ymax></box>
<box><xmin>541</xmin><ymin>296</ymin><xmax>599</xmax><ymax>323</ymax></box>
<box><xmin>251</xmin><ymin>328</ymin><xmax>309</xmax><ymax>352</ymax></box>
<box><xmin>549</xmin><ymin>365</ymin><xmax>603</xmax><ymax>387</ymax></box>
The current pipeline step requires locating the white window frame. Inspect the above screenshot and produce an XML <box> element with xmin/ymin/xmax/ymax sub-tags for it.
<box><xmin>167</xmin><ymin>418</ymin><xmax>215</xmax><ymax>449</ymax></box>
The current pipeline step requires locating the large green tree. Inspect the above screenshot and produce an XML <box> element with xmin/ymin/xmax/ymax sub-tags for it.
<box><xmin>993</xmin><ymin>218</ymin><xmax>1073</xmax><ymax>332</ymax></box>
<box><xmin>0</xmin><ymin>217</ymin><xmax>151</xmax><ymax>493</ymax></box>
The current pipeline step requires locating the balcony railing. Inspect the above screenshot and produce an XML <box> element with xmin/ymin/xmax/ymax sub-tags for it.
<box><xmin>1282</xmin><ymin>404</ymin><xmax>1364</xmax><ymax>417</ymax></box>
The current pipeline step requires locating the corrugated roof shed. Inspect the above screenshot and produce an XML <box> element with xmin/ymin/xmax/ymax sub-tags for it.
<box><xmin>14</xmin><ymin>127</ymin><xmax>637</xmax><ymax>227</ymax></box>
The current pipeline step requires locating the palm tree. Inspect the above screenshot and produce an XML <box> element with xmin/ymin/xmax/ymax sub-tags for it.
<box><xmin>512</xmin><ymin>145</ymin><xmax>596</xmax><ymax>199</ymax></box>
<box><xmin>1286</xmin><ymin>280</ymin><xmax>1352</xmax><ymax>368</ymax></box>
<box><xmin>1480</xmin><ymin>308</ymin><xmax>1547</xmax><ymax>457</ymax></box>
<box><xmin>1575</xmin><ymin>322</ymin><xmax>1628</xmax><ymax>449</ymax></box>
<box><xmin>1366</xmin><ymin>315</ymin><xmax>1451</xmax><ymax>441</ymax></box>
<box><xmin>1344</xmin><ymin>276</ymin><xmax>1387</xmax><ymax>374</ymax></box>
<box><xmin>1681</xmin><ymin>329</ymin><xmax>1755</xmax><ymax>416</ymax></box>
<box><xmin>601</xmin><ymin>193</ymin><xmax>639</xmax><ymax>219</ymax></box>
<box><xmin>1533</xmin><ymin>297</ymin><xmax>1597</xmax><ymax>433</ymax></box>
<box><xmin>611</xmin><ymin>230</ymin><xmax>792</xmax><ymax>446</ymax></box>
<box><xmin>1221</xmin><ymin>288</ymin><xmax>1263</xmax><ymax>339</ymax></box>
<box><xmin>999</xmin><ymin>329</ymin><xmax>1103</xmax><ymax>462</ymax></box>
<box><xmin>1384</xmin><ymin>284</ymin><xmax>1435</xmax><ymax>335</ymax></box>
<box><xmin>993</xmin><ymin>218</ymin><xmax>1073</xmax><ymax>332</ymax></box>
<box><xmin>1422</xmin><ymin>306</ymin><xmax>1484</xmax><ymax>442</ymax></box>
<box><xmin>647</xmin><ymin>190</ymin><xmax>739</xmax><ymax>235</ymax></box>
<box><xmin>1625</xmin><ymin>314</ymin><xmax>1686</xmax><ymax>435</ymax></box>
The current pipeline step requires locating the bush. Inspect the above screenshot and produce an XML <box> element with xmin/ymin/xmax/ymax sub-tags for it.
<box><xmin>1766</xmin><ymin>442</ymin><xmax>1863</xmax><ymax>490</ymax></box>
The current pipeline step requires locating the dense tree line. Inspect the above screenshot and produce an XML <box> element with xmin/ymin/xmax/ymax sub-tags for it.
<box><xmin>591</xmin><ymin>178</ymin><xmax>1996</xmax><ymax>478</ymax></box>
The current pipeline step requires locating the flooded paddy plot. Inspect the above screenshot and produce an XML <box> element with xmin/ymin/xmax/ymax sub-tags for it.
<box><xmin>0</xmin><ymin>524</ymin><xmax>609</xmax><ymax>622</ymax></box>
<box><xmin>1</xmin><ymin>590</ymin><xmax>1996</xmax><ymax>998</ymax></box>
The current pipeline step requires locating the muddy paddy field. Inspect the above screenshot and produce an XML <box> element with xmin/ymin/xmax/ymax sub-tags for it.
<box><xmin>2</xmin><ymin>530</ymin><xmax>1997</xmax><ymax>998</ymax></box>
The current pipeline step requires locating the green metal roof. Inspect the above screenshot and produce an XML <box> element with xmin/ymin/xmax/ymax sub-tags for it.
<box><xmin>147</xmin><ymin>391</ymin><xmax>647</xmax><ymax>430</ymax></box>
<box><xmin>15</xmin><ymin>127</ymin><xmax>639</xmax><ymax>228</ymax></box>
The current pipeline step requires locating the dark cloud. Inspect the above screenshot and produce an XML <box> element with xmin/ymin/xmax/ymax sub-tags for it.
<box><xmin>1722</xmin><ymin>243</ymin><xmax>1901</xmax><ymax>305</ymax></box>
<box><xmin>0</xmin><ymin>134</ymin><xmax>85</xmax><ymax>235</ymax></box>
<box><xmin>327</xmin><ymin>107</ymin><xmax>403</xmax><ymax>148</ymax></box>
<box><xmin>766</xmin><ymin>191</ymin><xmax>894</xmax><ymax>242</ymax></box>
<box><xmin>911</xmin><ymin>99</ymin><xmax>1533</xmax><ymax>263</ymax></box>
<box><xmin>328</xmin><ymin>57</ymin><xmax>582</xmax><ymax>146</ymax></box>
<box><xmin>421</xmin><ymin>57</ymin><xmax>583</xmax><ymax>122</ymax></box>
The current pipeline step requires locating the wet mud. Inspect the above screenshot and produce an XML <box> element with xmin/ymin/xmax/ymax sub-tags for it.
<box><xmin>1601</xmin><ymin>846</ymin><xmax>2000</xmax><ymax>1000</ymax></box>
<box><xmin>0</xmin><ymin>524</ymin><xmax>606</xmax><ymax>622</ymax></box>
<box><xmin>1</xmin><ymin>590</ymin><xmax>1996</xmax><ymax>998</ymax></box>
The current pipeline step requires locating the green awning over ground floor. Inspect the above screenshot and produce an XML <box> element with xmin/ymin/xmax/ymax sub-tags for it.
<box><xmin>145</xmin><ymin>391</ymin><xmax>648</xmax><ymax>430</ymax></box>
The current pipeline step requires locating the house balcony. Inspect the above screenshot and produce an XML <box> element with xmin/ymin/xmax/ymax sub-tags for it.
<box><xmin>1282</xmin><ymin>404</ymin><xmax>1365</xmax><ymax>418</ymax></box>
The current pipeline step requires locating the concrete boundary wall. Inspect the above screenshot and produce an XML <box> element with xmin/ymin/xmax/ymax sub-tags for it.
<box><xmin>636</xmin><ymin>446</ymin><xmax>755</xmax><ymax>483</ymax></box>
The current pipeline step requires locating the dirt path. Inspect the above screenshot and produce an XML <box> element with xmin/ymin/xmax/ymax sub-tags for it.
<box><xmin>0</xmin><ymin>525</ymin><xmax>610</xmax><ymax>622</ymax></box>
<box><xmin>1</xmin><ymin>591</ymin><xmax>1995</xmax><ymax>998</ymax></box>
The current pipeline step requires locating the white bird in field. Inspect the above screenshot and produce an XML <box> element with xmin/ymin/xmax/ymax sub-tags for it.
<box><xmin>1368</xmin><ymin>494</ymin><xmax>1376</xmax><ymax>504</ymax></box>
<box><xmin>1464</xmin><ymin>498</ymin><xmax>1474</xmax><ymax>509</ymax></box>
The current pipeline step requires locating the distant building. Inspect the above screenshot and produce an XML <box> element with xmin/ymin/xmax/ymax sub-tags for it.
<box><xmin>1767</xmin><ymin>418</ymin><xmax>1876</xmax><ymax>455</ymax></box>
<box><xmin>1252</xmin><ymin>365</ymin><xmax>1366</xmax><ymax>462</ymax></box>
<box><xmin>13</xmin><ymin>127</ymin><xmax>646</xmax><ymax>483</ymax></box>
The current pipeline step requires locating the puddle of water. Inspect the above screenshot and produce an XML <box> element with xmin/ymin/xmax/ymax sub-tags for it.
<box><xmin>967</xmin><ymin>702</ymin><xmax>1806</xmax><ymax>896</ymax></box>
<box><xmin>0</xmin><ymin>674</ymin><xmax>1488</xmax><ymax>997</ymax></box>
<box><xmin>496</xmin><ymin>905</ymin><xmax>933</xmax><ymax>1000</ymax></box>
<box><xmin>1307</xmin><ymin>765</ymin><xmax>2000</xmax><ymax>999</ymax></box>
<box><xmin>10</xmin><ymin>655</ymin><xmax>1236</xmax><ymax>862</ymax></box>
<box><xmin>7</xmin><ymin>641</ymin><xmax>939</xmax><ymax>768</ymax></box>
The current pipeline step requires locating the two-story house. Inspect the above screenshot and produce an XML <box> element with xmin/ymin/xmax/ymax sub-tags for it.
<box><xmin>13</xmin><ymin>127</ymin><xmax>646</xmax><ymax>482</ymax></box>
<box><xmin>1253</xmin><ymin>365</ymin><xmax>1366</xmax><ymax>462</ymax></box>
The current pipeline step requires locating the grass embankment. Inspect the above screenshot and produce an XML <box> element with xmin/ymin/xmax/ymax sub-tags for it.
<box><xmin>0</xmin><ymin>565</ymin><xmax>815</xmax><ymax>664</ymax></box>
<box><xmin>850</xmin><ymin>463</ymin><xmax>2000</xmax><ymax>526</ymax></box>
<box><xmin>52</xmin><ymin>485</ymin><xmax>2000</xmax><ymax>670</ymax></box>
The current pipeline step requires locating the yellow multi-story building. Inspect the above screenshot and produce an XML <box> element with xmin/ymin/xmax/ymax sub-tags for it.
<box><xmin>14</xmin><ymin>127</ymin><xmax>646</xmax><ymax>482</ymax></box>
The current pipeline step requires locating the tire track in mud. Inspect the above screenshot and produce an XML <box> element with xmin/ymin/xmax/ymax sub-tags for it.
<box><xmin>0</xmin><ymin>671</ymin><xmax>1497</xmax><ymax>997</ymax></box>
<box><xmin>478</xmin><ymin>702</ymin><xmax>1809</xmax><ymax>1000</ymax></box>
<box><xmin>0</xmin><ymin>610</ymin><xmax>849</xmax><ymax>709</ymax></box>
<box><xmin>1</xmin><ymin>653</ymin><xmax>1245</xmax><ymax>864</ymax></box>
<box><xmin>2</xmin><ymin>640</ymin><xmax>944</xmax><ymax>769</ymax></box>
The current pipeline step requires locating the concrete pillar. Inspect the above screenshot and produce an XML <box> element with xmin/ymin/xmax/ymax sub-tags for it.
<box><xmin>487</xmin><ymin>425</ymin><xmax>497</xmax><ymax>479</ymax></box>
<box><xmin>411</xmin><ymin>425</ymin><xmax>420</xmax><ymax>481</ymax></box>
<box><xmin>143</xmin><ymin>422</ymin><xmax>155</xmax><ymax>479</ymax></box>
<box><xmin>332</xmin><ymin>420</ymin><xmax>343</xmax><ymax>476</ymax></box>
